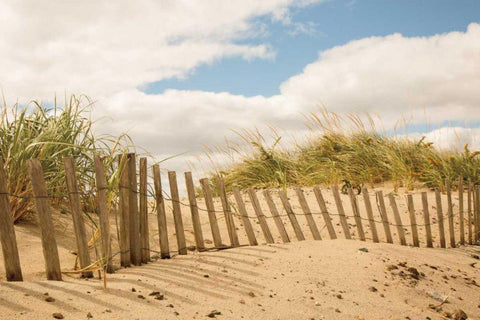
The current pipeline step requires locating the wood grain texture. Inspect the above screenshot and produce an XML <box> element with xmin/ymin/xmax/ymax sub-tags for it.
<box><xmin>153</xmin><ymin>164</ymin><xmax>170</xmax><ymax>258</ymax></box>
<box><xmin>200</xmin><ymin>178</ymin><xmax>223</xmax><ymax>248</ymax></box>
<box><xmin>217</xmin><ymin>178</ymin><xmax>239</xmax><ymax>247</ymax></box>
<box><xmin>295</xmin><ymin>188</ymin><xmax>321</xmax><ymax>240</ymax></box>
<box><xmin>421</xmin><ymin>192</ymin><xmax>433</xmax><ymax>248</ymax></box>
<box><xmin>168</xmin><ymin>171</ymin><xmax>187</xmax><ymax>255</ymax></box>
<box><xmin>127</xmin><ymin>153</ymin><xmax>141</xmax><ymax>265</ymax></box>
<box><xmin>118</xmin><ymin>155</ymin><xmax>131</xmax><ymax>266</ymax></box>
<box><xmin>434</xmin><ymin>188</ymin><xmax>446</xmax><ymax>248</ymax></box>
<box><xmin>233</xmin><ymin>188</ymin><xmax>258</xmax><ymax>246</ymax></box>
<box><xmin>348</xmin><ymin>188</ymin><xmax>365</xmax><ymax>241</ymax></box>
<box><xmin>313</xmin><ymin>187</ymin><xmax>337</xmax><ymax>240</ymax></box>
<box><xmin>445</xmin><ymin>179</ymin><xmax>456</xmax><ymax>248</ymax></box>
<box><xmin>361</xmin><ymin>188</ymin><xmax>378</xmax><ymax>243</ymax></box>
<box><xmin>406</xmin><ymin>194</ymin><xmax>420</xmax><ymax>247</ymax></box>
<box><xmin>139</xmin><ymin>157</ymin><xmax>150</xmax><ymax>263</ymax></box>
<box><xmin>278</xmin><ymin>190</ymin><xmax>305</xmax><ymax>241</ymax></box>
<box><xmin>248</xmin><ymin>188</ymin><xmax>274</xmax><ymax>243</ymax></box>
<box><xmin>375</xmin><ymin>190</ymin><xmax>393</xmax><ymax>244</ymax></box>
<box><xmin>331</xmin><ymin>185</ymin><xmax>351</xmax><ymax>239</ymax></box>
<box><xmin>263</xmin><ymin>190</ymin><xmax>290</xmax><ymax>243</ymax></box>
<box><xmin>185</xmin><ymin>172</ymin><xmax>206</xmax><ymax>250</ymax></box>
<box><xmin>387</xmin><ymin>193</ymin><xmax>406</xmax><ymax>246</ymax></box>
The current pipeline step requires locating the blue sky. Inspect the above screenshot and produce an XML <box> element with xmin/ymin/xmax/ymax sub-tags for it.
<box><xmin>143</xmin><ymin>0</ymin><xmax>480</xmax><ymax>97</ymax></box>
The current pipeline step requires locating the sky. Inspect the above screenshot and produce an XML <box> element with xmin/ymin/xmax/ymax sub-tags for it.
<box><xmin>1</xmin><ymin>0</ymin><xmax>480</xmax><ymax>173</ymax></box>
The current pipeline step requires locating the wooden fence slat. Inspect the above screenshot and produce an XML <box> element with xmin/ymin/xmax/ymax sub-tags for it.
<box><xmin>445</xmin><ymin>179</ymin><xmax>456</xmax><ymax>248</ymax></box>
<box><xmin>63</xmin><ymin>157</ymin><xmax>93</xmax><ymax>278</ymax></box>
<box><xmin>331</xmin><ymin>185</ymin><xmax>352</xmax><ymax>239</ymax></box>
<box><xmin>295</xmin><ymin>188</ymin><xmax>321</xmax><ymax>240</ymax></box>
<box><xmin>375</xmin><ymin>190</ymin><xmax>393</xmax><ymax>244</ymax></box>
<box><xmin>361</xmin><ymin>188</ymin><xmax>378</xmax><ymax>243</ymax></box>
<box><xmin>313</xmin><ymin>187</ymin><xmax>337</xmax><ymax>240</ymax></box>
<box><xmin>434</xmin><ymin>188</ymin><xmax>446</xmax><ymax>248</ymax></box>
<box><xmin>263</xmin><ymin>190</ymin><xmax>290</xmax><ymax>243</ymax></box>
<box><xmin>248</xmin><ymin>189</ymin><xmax>275</xmax><ymax>243</ymax></box>
<box><xmin>278</xmin><ymin>190</ymin><xmax>305</xmax><ymax>241</ymax></box>
<box><xmin>0</xmin><ymin>157</ymin><xmax>23</xmax><ymax>281</ymax></box>
<box><xmin>93</xmin><ymin>156</ymin><xmax>114</xmax><ymax>273</ymax></box>
<box><xmin>421</xmin><ymin>192</ymin><xmax>433</xmax><ymax>248</ymax></box>
<box><xmin>217</xmin><ymin>179</ymin><xmax>239</xmax><ymax>247</ymax></box>
<box><xmin>200</xmin><ymin>178</ymin><xmax>223</xmax><ymax>248</ymax></box>
<box><xmin>27</xmin><ymin>159</ymin><xmax>62</xmax><ymax>280</ymax></box>
<box><xmin>406</xmin><ymin>194</ymin><xmax>420</xmax><ymax>247</ymax></box>
<box><xmin>184</xmin><ymin>172</ymin><xmax>206</xmax><ymax>251</ymax></box>
<box><xmin>168</xmin><ymin>171</ymin><xmax>187</xmax><ymax>255</ymax></box>
<box><xmin>347</xmin><ymin>188</ymin><xmax>365</xmax><ymax>241</ymax></box>
<box><xmin>467</xmin><ymin>180</ymin><xmax>473</xmax><ymax>245</ymax></box>
<box><xmin>139</xmin><ymin>157</ymin><xmax>150</xmax><ymax>263</ymax></box>
<box><xmin>118</xmin><ymin>155</ymin><xmax>131</xmax><ymax>267</ymax></box>
<box><xmin>127</xmin><ymin>153</ymin><xmax>141</xmax><ymax>265</ymax></box>
<box><xmin>387</xmin><ymin>193</ymin><xmax>406</xmax><ymax>246</ymax></box>
<box><xmin>458</xmin><ymin>177</ymin><xmax>465</xmax><ymax>245</ymax></box>
<box><xmin>152</xmin><ymin>164</ymin><xmax>170</xmax><ymax>259</ymax></box>
<box><xmin>233</xmin><ymin>188</ymin><xmax>258</xmax><ymax>246</ymax></box>
<box><xmin>474</xmin><ymin>186</ymin><xmax>480</xmax><ymax>243</ymax></box>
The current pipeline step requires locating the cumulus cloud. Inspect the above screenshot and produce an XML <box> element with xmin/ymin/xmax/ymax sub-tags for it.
<box><xmin>0</xmin><ymin>0</ymin><xmax>319</xmax><ymax>101</ymax></box>
<box><xmin>1</xmin><ymin>2</ymin><xmax>479</xmax><ymax>173</ymax></box>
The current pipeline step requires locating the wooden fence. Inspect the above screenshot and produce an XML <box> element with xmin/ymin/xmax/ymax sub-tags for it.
<box><xmin>0</xmin><ymin>153</ymin><xmax>479</xmax><ymax>282</ymax></box>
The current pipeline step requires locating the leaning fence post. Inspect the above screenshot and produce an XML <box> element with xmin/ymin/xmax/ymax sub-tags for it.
<box><xmin>467</xmin><ymin>180</ymin><xmax>473</xmax><ymax>245</ymax></box>
<box><xmin>27</xmin><ymin>159</ymin><xmax>62</xmax><ymax>280</ymax></box>
<box><xmin>361</xmin><ymin>188</ymin><xmax>379</xmax><ymax>243</ymax></box>
<box><xmin>63</xmin><ymin>157</ymin><xmax>93</xmax><ymax>278</ymax></box>
<box><xmin>200</xmin><ymin>178</ymin><xmax>223</xmax><ymax>248</ymax></box>
<box><xmin>118</xmin><ymin>155</ymin><xmax>131</xmax><ymax>266</ymax></box>
<box><xmin>295</xmin><ymin>188</ymin><xmax>322</xmax><ymax>240</ymax></box>
<box><xmin>185</xmin><ymin>172</ymin><xmax>206</xmax><ymax>250</ymax></box>
<box><xmin>0</xmin><ymin>157</ymin><xmax>23</xmax><ymax>281</ymax></box>
<box><xmin>127</xmin><ymin>153</ymin><xmax>141</xmax><ymax>265</ymax></box>
<box><xmin>387</xmin><ymin>193</ymin><xmax>406</xmax><ymax>246</ymax></box>
<box><xmin>406</xmin><ymin>194</ymin><xmax>420</xmax><ymax>247</ymax></box>
<box><xmin>248</xmin><ymin>188</ymin><xmax>275</xmax><ymax>243</ymax></box>
<box><xmin>93</xmin><ymin>155</ymin><xmax>114</xmax><ymax>273</ymax></box>
<box><xmin>139</xmin><ymin>157</ymin><xmax>150</xmax><ymax>263</ymax></box>
<box><xmin>278</xmin><ymin>190</ymin><xmax>305</xmax><ymax>241</ymax></box>
<box><xmin>168</xmin><ymin>171</ymin><xmax>187</xmax><ymax>255</ymax></box>
<box><xmin>217</xmin><ymin>178</ymin><xmax>240</xmax><ymax>247</ymax></box>
<box><xmin>475</xmin><ymin>186</ymin><xmax>480</xmax><ymax>242</ymax></box>
<box><xmin>313</xmin><ymin>187</ymin><xmax>337</xmax><ymax>240</ymax></box>
<box><xmin>233</xmin><ymin>188</ymin><xmax>258</xmax><ymax>246</ymax></box>
<box><xmin>421</xmin><ymin>192</ymin><xmax>433</xmax><ymax>248</ymax></box>
<box><xmin>375</xmin><ymin>190</ymin><xmax>393</xmax><ymax>244</ymax></box>
<box><xmin>152</xmin><ymin>164</ymin><xmax>170</xmax><ymax>259</ymax></box>
<box><xmin>263</xmin><ymin>190</ymin><xmax>290</xmax><ymax>243</ymax></box>
<box><xmin>458</xmin><ymin>177</ymin><xmax>465</xmax><ymax>245</ymax></box>
<box><xmin>434</xmin><ymin>188</ymin><xmax>446</xmax><ymax>248</ymax></box>
<box><xmin>445</xmin><ymin>179</ymin><xmax>456</xmax><ymax>248</ymax></box>
<box><xmin>331</xmin><ymin>185</ymin><xmax>352</xmax><ymax>239</ymax></box>
<box><xmin>347</xmin><ymin>188</ymin><xmax>365</xmax><ymax>241</ymax></box>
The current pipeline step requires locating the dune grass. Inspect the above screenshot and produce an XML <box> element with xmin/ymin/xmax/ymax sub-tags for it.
<box><xmin>204</xmin><ymin>109</ymin><xmax>480</xmax><ymax>193</ymax></box>
<box><xmin>0</xmin><ymin>95</ymin><xmax>135</xmax><ymax>222</ymax></box>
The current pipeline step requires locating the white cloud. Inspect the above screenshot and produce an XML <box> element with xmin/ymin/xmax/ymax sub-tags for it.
<box><xmin>1</xmin><ymin>2</ymin><xmax>479</xmax><ymax>174</ymax></box>
<box><xmin>0</xmin><ymin>0</ymin><xmax>319</xmax><ymax>101</ymax></box>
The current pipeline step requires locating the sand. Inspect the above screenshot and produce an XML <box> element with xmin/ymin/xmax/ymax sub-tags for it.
<box><xmin>0</xmin><ymin>186</ymin><xmax>479</xmax><ymax>319</ymax></box>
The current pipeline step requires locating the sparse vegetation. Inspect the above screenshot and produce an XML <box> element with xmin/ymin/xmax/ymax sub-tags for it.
<box><xmin>204</xmin><ymin>109</ymin><xmax>480</xmax><ymax>192</ymax></box>
<box><xmin>0</xmin><ymin>95</ymin><xmax>135</xmax><ymax>222</ymax></box>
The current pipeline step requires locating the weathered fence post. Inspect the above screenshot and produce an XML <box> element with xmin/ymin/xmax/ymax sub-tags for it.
<box><xmin>421</xmin><ymin>192</ymin><xmax>433</xmax><ymax>248</ymax></box>
<box><xmin>139</xmin><ymin>157</ymin><xmax>150</xmax><ymax>263</ymax></box>
<box><xmin>118</xmin><ymin>155</ymin><xmax>131</xmax><ymax>266</ymax></box>
<box><xmin>347</xmin><ymin>188</ymin><xmax>365</xmax><ymax>241</ymax></box>
<box><xmin>248</xmin><ymin>188</ymin><xmax>275</xmax><ymax>243</ymax></box>
<box><xmin>233</xmin><ymin>188</ymin><xmax>258</xmax><ymax>246</ymax></box>
<box><xmin>0</xmin><ymin>157</ymin><xmax>23</xmax><ymax>281</ymax></box>
<box><xmin>387</xmin><ymin>193</ymin><xmax>406</xmax><ymax>246</ymax></box>
<box><xmin>278</xmin><ymin>190</ymin><xmax>305</xmax><ymax>241</ymax></box>
<box><xmin>217</xmin><ymin>178</ymin><xmax>240</xmax><ymax>247</ymax></box>
<box><xmin>406</xmin><ymin>194</ymin><xmax>420</xmax><ymax>247</ymax></box>
<box><xmin>263</xmin><ymin>190</ymin><xmax>290</xmax><ymax>243</ymax></box>
<box><xmin>467</xmin><ymin>180</ymin><xmax>473</xmax><ymax>245</ymax></box>
<box><xmin>313</xmin><ymin>187</ymin><xmax>337</xmax><ymax>240</ymax></box>
<box><xmin>445</xmin><ymin>179</ymin><xmax>456</xmax><ymax>248</ymax></box>
<box><xmin>63</xmin><ymin>157</ymin><xmax>93</xmax><ymax>278</ymax></box>
<box><xmin>295</xmin><ymin>188</ymin><xmax>322</xmax><ymax>240</ymax></box>
<box><xmin>361</xmin><ymin>188</ymin><xmax>378</xmax><ymax>243</ymax></box>
<box><xmin>152</xmin><ymin>164</ymin><xmax>170</xmax><ymax>259</ymax></box>
<box><xmin>168</xmin><ymin>171</ymin><xmax>187</xmax><ymax>255</ymax></box>
<box><xmin>434</xmin><ymin>188</ymin><xmax>446</xmax><ymax>248</ymax></box>
<box><xmin>184</xmin><ymin>172</ymin><xmax>206</xmax><ymax>250</ymax></box>
<box><xmin>475</xmin><ymin>186</ymin><xmax>480</xmax><ymax>242</ymax></box>
<box><xmin>375</xmin><ymin>190</ymin><xmax>393</xmax><ymax>244</ymax></box>
<box><xmin>93</xmin><ymin>155</ymin><xmax>114</xmax><ymax>273</ymax></box>
<box><xmin>127</xmin><ymin>153</ymin><xmax>141</xmax><ymax>265</ymax></box>
<box><xmin>331</xmin><ymin>185</ymin><xmax>352</xmax><ymax>239</ymax></box>
<box><xmin>458</xmin><ymin>177</ymin><xmax>465</xmax><ymax>245</ymax></box>
<box><xmin>27</xmin><ymin>159</ymin><xmax>62</xmax><ymax>280</ymax></box>
<box><xmin>200</xmin><ymin>178</ymin><xmax>223</xmax><ymax>248</ymax></box>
